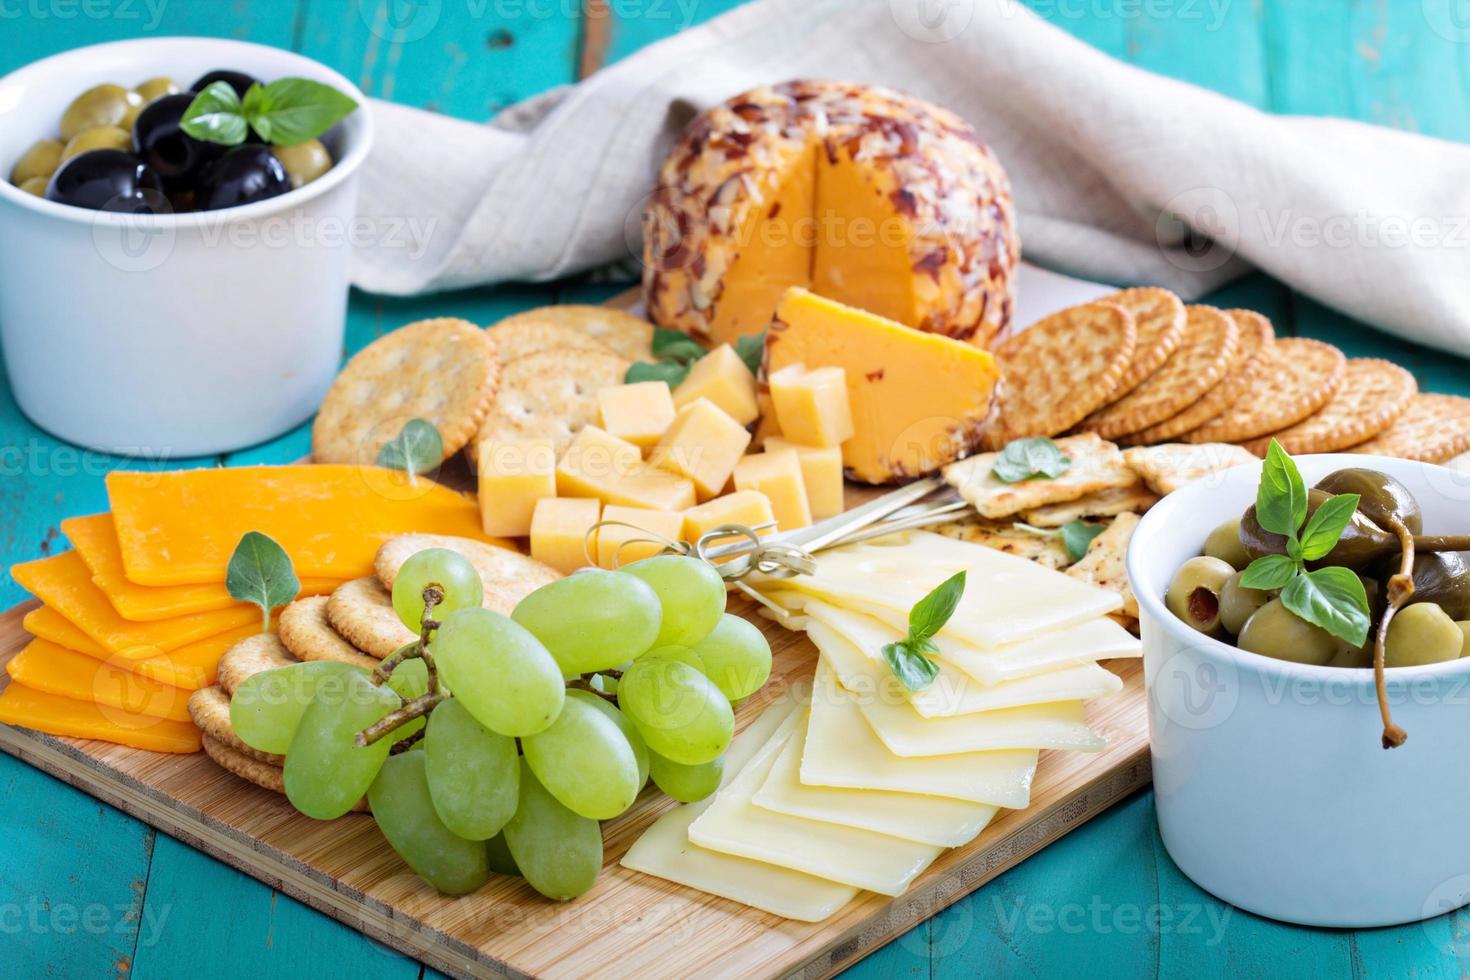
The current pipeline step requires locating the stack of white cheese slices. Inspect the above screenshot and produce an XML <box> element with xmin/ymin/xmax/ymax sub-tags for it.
<box><xmin>622</xmin><ymin>530</ymin><xmax>1139</xmax><ymax>922</ymax></box>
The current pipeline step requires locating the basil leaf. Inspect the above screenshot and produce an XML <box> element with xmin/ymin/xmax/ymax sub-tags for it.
<box><xmin>992</xmin><ymin>437</ymin><xmax>1072</xmax><ymax>483</ymax></box>
<box><xmin>1256</xmin><ymin>439</ymin><xmax>1307</xmax><ymax>538</ymax></box>
<box><xmin>881</xmin><ymin>641</ymin><xmax>941</xmax><ymax>692</ymax></box>
<box><xmin>1298</xmin><ymin>493</ymin><xmax>1361</xmax><ymax>562</ymax></box>
<box><xmin>377</xmin><ymin>418</ymin><xmax>443</xmax><ymax>480</ymax></box>
<box><xmin>245</xmin><ymin>77</ymin><xmax>358</xmax><ymax>146</ymax></box>
<box><xmin>625</xmin><ymin>360</ymin><xmax>690</xmax><ymax>387</ymax></box>
<box><xmin>650</xmin><ymin>327</ymin><xmax>706</xmax><ymax>364</ymax></box>
<box><xmin>734</xmin><ymin>331</ymin><xmax>765</xmax><ymax>376</ymax></box>
<box><xmin>1281</xmin><ymin>566</ymin><xmax>1371</xmax><ymax>647</ymax></box>
<box><xmin>180</xmin><ymin>81</ymin><xmax>249</xmax><ymax>146</ymax></box>
<box><xmin>226</xmin><ymin>531</ymin><xmax>301</xmax><ymax>631</ymax></box>
<box><xmin>908</xmin><ymin>571</ymin><xmax>966</xmax><ymax>643</ymax></box>
<box><xmin>1239</xmin><ymin>553</ymin><xmax>1299</xmax><ymax>591</ymax></box>
<box><xmin>1061</xmin><ymin>520</ymin><xmax>1106</xmax><ymax>562</ymax></box>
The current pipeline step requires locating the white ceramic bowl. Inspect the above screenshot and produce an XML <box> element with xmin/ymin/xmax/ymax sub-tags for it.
<box><xmin>1129</xmin><ymin>453</ymin><xmax>1470</xmax><ymax>927</ymax></box>
<box><xmin>0</xmin><ymin>38</ymin><xmax>373</xmax><ymax>457</ymax></box>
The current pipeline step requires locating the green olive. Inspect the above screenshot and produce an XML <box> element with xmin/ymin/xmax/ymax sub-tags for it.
<box><xmin>60</xmin><ymin>126</ymin><xmax>133</xmax><ymax>162</ymax></box>
<box><xmin>60</xmin><ymin>83</ymin><xmax>134</xmax><ymax>141</ymax></box>
<box><xmin>1384</xmin><ymin>603</ymin><xmax>1464</xmax><ymax>668</ymax></box>
<box><xmin>11</xmin><ymin>139</ymin><xmax>63</xmax><ymax>185</ymax></box>
<box><xmin>17</xmin><ymin>176</ymin><xmax>48</xmax><ymax>197</ymax></box>
<box><xmin>1203</xmin><ymin>518</ymin><xmax>1251</xmax><ymax>571</ymax></box>
<box><xmin>1166</xmin><ymin>556</ymin><xmax>1234</xmax><ymax>634</ymax></box>
<box><xmin>1238</xmin><ymin>599</ymin><xmax>1338</xmax><ymax>666</ymax></box>
<box><xmin>1456</xmin><ymin>621</ymin><xmax>1470</xmax><ymax>658</ymax></box>
<box><xmin>134</xmin><ymin>76</ymin><xmax>179</xmax><ymax>102</ymax></box>
<box><xmin>1326</xmin><ymin>639</ymin><xmax>1373</xmax><ymax>669</ymax></box>
<box><xmin>1219</xmin><ymin>572</ymin><xmax>1270</xmax><ymax>636</ymax></box>
<box><xmin>271</xmin><ymin>140</ymin><xmax>333</xmax><ymax>190</ymax></box>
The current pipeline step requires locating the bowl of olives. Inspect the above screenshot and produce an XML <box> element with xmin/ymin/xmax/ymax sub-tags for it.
<box><xmin>1129</xmin><ymin>450</ymin><xmax>1470</xmax><ymax>928</ymax></box>
<box><xmin>0</xmin><ymin>38</ymin><xmax>373</xmax><ymax>456</ymax></box>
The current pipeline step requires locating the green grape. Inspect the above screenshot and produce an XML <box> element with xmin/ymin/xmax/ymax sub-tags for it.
<box><xmin>622</xmin><ymin>555</ymin><xmax>726</xmax><ymax>647</ymax></box>
<box><xmin>384</xmin><ymin>656</ymin><xmax>431</xmax><ymax>741</ymax></box>
<box><xmin>368</xmin><ymin>751</ymin><xmax>490</xmax><ymax>896</ymax></box>
<box><xmin>510</xmin><ymin>570</ymin><xmax>661</xmax><ymax>674</ymax></box>
<box><xmin>617</xmin><ymin>657</ymin><xmax>733</xmax><ymax>766</ymax></box>
<box><xmin>431</xmin><ymin>607</ymin><xmax>565</xmax><ymax>736</ymax></box>
<box><xmin>649</xmin><ymin>751</ymin><xmax>724</xmax><ymax>803</ymax></box>
<box><xmin>486</xmin><ymin>832</ymin><xmax>520</xmax><ymax>876</ymax></box>
<box><xmin>688</xmin><ymin>613</ymin><xmax>772</xmax><ymax>702</ymax></box>
<box><xmin>643</xmin><ymin>644</ymin><xmax>704</xmax><ymax>671</ymax></box>
<box><xmin>575</xmin><ymin>690</ymin><xmax>649</xmax><ymax>789</ymax></box>
<box><xmin>423</xmin><ymin>698</ymin><xmax>518</xmax><ymax>840</ymax></box>
<box><xmin>392</xmin><ymin>548</ymin><xmax>484</xmax><ymax>633</ymax></box>
<box><xmin>230</xmin><ymin>661</ymin><xmax>357</xmax><ymax>755</ymax></box>
<box><xmin>521</xmin><ymin>691</ymin><xmax>640</xmax><ymax>819</ymax></box>
<box><xmin>503</xmin><ymin>758</ymin><xmax>603</xmax><ymax>901</ymax></box>
<box><xmin>283</xmin><ymin>671</ymin><xmax>403</xmax><ymax>819</ymax></box>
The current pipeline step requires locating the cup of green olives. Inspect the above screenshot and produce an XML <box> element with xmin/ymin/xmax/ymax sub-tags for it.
<box><xmin>0</xmin><ymin>38</ymin><xmax>373</xmax><ymax>456</ymax></box>
<box><xmin>1128</xmin><ymin>452</ymin><xmax>1470</xmax><ymax>929</ymax></box>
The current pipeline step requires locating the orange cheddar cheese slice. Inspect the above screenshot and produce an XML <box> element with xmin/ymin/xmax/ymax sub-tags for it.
<box><xmin>64</xmin><ymin>513</ymin><xmax>342</xmax><ymax>622</ymax></box>
<box><xmin>765</xmin><ymin>288</ymin><xmax>1001</xmax><ymax>484</ymax></box>
<box><xmin>0</xmin><ymin>681</ymin><xmax>201</xmax><ymax>753</ymax></box>
<box><xmin>12</xmin><ymin>551</ymin><xmax>258</xmax><ymax>660</ymax></box>
<box><xmin>107</xmin><ymin>465</ymin><xmax>505</xmax><ymax>586</ymax></box>
<box><xmin>23</xmin><ymin>606</ymin><xmax>251</xmax><ymax>690</ymax></box>
<box><xmin>7</xmin><ymin>639</ymin><xmax>193</xmax><ymax>723</ymax></box>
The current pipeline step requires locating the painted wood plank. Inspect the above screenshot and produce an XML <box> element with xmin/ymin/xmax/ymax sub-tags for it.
<box><xmin>599</xmin><ymin>0</ymin><xmax>746</xmax><ymax>67</ymax></box>
<box><xmin>1117</xmin><ymin>0</ymin><xmax>1269</xmax><ymax>107</ymax></box>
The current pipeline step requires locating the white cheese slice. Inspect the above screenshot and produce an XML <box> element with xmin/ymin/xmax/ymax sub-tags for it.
<box><xmin>753</xmin><ymin>710</ymin><xmax>998</xmax><ymax>847</ymax></box>
<box><xmin>801</xmin><ymin>661</ymin><xmax>1038</xmax><ymax>807</ymax></box>
<box><xmin>687</xmin><ymin>710</ymin><xmax>942</xmax><ymax>896</ymax></box>
<box><xmin>620</xmin><ymin>691</ymin><xmax>857</xmax><ymax>922</ymax></box>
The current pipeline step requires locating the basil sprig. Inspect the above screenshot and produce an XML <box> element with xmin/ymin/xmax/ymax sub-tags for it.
<box><xmin>882</xmin><ymin>571</ymin><xmax>966</xmax><ymax>692</ymax></box>
<box><xmin>377</xmin><ymin>418</ymin><xmax>443</xmax><ymax>486</ymax></box>
<box><xmin>624</xmin><ymin>329</ymin><xmax>764</xmax><ymax>389</ymax></box>
<box><xmin>1238</xmin><ymin>440</ymin><xmax>1371</xmax><ymax>646</ymax></box>
<box><xmin>226</xmin><ymin>531</ymin><xmax>301</xmax><ymax>631</ymax></box>
<box><xmin>992</xmin><ymin>437</ymin><xmax>1071</xmax><ymax>483</ymax></box>
<box><xmin>181</xmin><ymin>78</ymin><xmax>358</xmax><ymax>148</ymax></box>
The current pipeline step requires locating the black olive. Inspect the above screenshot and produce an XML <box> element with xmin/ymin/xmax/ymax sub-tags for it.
<box><xmin>133</xmin><ymin>93</ymin><xmax>223</xmax><ymax>189</ymax></box>
<box><xmin>200</xmin><ymin>145</ymin><xmax>289</xmax><ymax>210</ymax></box>
<box><xmin>190</xmin><ymin>69</ymin><xmax>258</xmax><ymax>98</ymax></box>
<box><xmin>1315</xmin><ymin>468</ymin><xmax>1423</xmax><ymax>535</ymax></box>
<box><xmin>45</xmin><ymin>149</ymin><xmax>165</xmax><ymax>213</ymax></box>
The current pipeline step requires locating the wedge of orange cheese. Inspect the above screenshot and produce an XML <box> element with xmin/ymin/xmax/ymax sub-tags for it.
<box><xmin>643</xmin><ymin>80</ymin><xmax>1019</xmax><ymax>349</ymax></box>
<box><xmin>765</xmin><ymin>288</ymin><xmax>1001</xmax><ymax>484</ymax></box>
<box><xmin>22</xmin><ymin>605</ymin><xmax>244</xmax><ymax>690</ymax></box>
<box><xmin>7</xmin><ymin>639</ymin><xmax>192</xmax><ymax>723</ymax></box>
<box><xmin>0</xmin><ymin>681</ymin><xmax>201</xmax><ymax>753</ymax></box>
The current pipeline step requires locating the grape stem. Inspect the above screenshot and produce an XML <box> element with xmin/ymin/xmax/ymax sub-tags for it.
<box><xmin>1373</xmin><ymin>516</ymin><xmax>1414</xmax><ymax>750</ymax></box>
<box><xmin>389</xmin><ymin>728</ymin><xmax>425</xmax><ymax>754</ymax></box>
<box><xmin>356</xmin><ymin>692</ymin><xmax>446</xmax><ymax>747</ymax></box>
<box><xmin>568</xmin><ymin>677</ymin><xmax>618</xmax><ymax>704</ymax></box>
<box><xmin>357</xmin><ymin>583</ymin><xmax>447</xmax><ymax>747</ymax></box>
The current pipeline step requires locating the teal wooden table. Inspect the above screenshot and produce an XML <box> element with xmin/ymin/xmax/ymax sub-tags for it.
<box><xmin>3</xmin><ymin>3</ymin><xmax>1469</xmax><ymax>977</ymax></box>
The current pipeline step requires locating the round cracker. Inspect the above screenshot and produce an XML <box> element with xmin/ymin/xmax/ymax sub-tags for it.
<box><xmin>202</xmin><ymin>735</ymin><xmax>286</xmax><ymax>795</ymax></box>
<box><xmin>1184</xmin><ymin>338</ymin><xmax>1346</xmax><ymax>444</ymax></box>
<box><xmin>492</xmin><ymin>306</ymin><xmax>654</xmax><ymax>362</ymax></box>
<box><xmin>1105</xmin><ymin>288</ymin><xmax>1187</xmax><ymax>397</ymax></box>
<box><xmin>1348</xmin><ymin>392</ymin><xmax>1470</xmax><ymax>462</ymax></box>
<box><xmin>491</xmin><ymin>320</ymin><xmax>615</xmax><ymax>363</ymax></box>
<box><xmin>312</xmin><ymin>318</ymin><xmax>499</xmax><ymax>465</ymax></box>
<box><xmin>375</xmin><ymin>533</ymin><xmax>559</xmax><ymax>616</ymax></box>
<box><xmin>188</xmin><ymin>686</ymin><xmax>284</xmax><ymax>766</ymax></box>
<box><xmin>327</xmin><ymin>578</ymin><xmax>418</xmax><ymax>659</ymax></box>
<box><xmin>469</xmin><ymin>347</ymin><xmax>630</xmax><ymax>461</ymax></box>
<box><xmin>1079</xmin><ymin>306</ymin><xmax>1239</xmax><ymax>439</ymax></box>
<box><xmin>982</xmin><ymin>300</ymin><xmax>1136</xmax><ymax>448</ymax></box>
<box><xmin>216</xmin><ymin>632</ymin><xmax>296</xmax><ymax>697</ymax></box>
<box><xmin>1124</xmin><ymin>309</ymin><xmax>1275</xmax><ymax>444</ymax></box>
<box><xmin>1241</xmin><ymin>358</ymin><xmax>1416</xmax><ymax>456</ymax></box>
<box><xmin>278</xmin><ymin>596</ymin><xmax>382</xmax><ymax>672</ymax></box>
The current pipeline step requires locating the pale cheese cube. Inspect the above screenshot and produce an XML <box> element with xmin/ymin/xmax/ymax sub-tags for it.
<box><xmin>733</xmin><ymin>449</ymin><xmax>811</xmax><ymax>531</ymax></box>
<box><xmin>556</xmin><ymin>425</ymin><xmax>696</xmax><ymax>511</ymax></box>
<box><xmin>530</xmin><ymin>497</ymin><xmax>601</xmax><ymax>574</ymax></box>
<box><xmin>650</xmin><ymin>397</ymin><xmax>753</xmax><ymax>501</ymax></box>
<box><xmin>674</xmin><ymin>344</ymin><xmax>759</xmax><ymax>425</ymax></box>
<box><xmin>596</xmin><ymin>381</ymin><xmax>676</xmax><ymax>449</ymax></box>
<box><xmin>768</xmin><ymin>364</ymin><xmax>853</xmax><ymax>447</ymax></box>
<box><xmin>681</xmin><ymin>490</ymin><xmax>777</xmax><ymax>545</ymax></box>
<box><xmin>764</xmin><ymin>436</ymin><xmax>844</xmax><ymax>519</ymax></box>
<box><xmin>478</xmin><ymin>437</ymin><xmax>557</xmax><ymax>537</ymax></box>
<box><xmin>597</xmin><ymin>505</ymin><xmax>684</xmax><ymax>568</ymax></box>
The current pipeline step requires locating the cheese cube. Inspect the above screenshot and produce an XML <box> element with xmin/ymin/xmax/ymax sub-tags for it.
<box><xmin>530</xmin><ymin>498</ymin><xmax>601</xmax><ymax>574</ymax></box>
<box><xmin>649</xmin><ymin>397</ymin><xmax>753</xmax><ymax>501</ymax></box>
<box><xmin>751</xmin><ymin>389</ymin><xmax>782</xmax><ymax>450</ymax></box>
<box><xmin>682</xmin><ymin>490</ymin><xmax>777</xmax><ymax>545</ymax></box>
<box><xmin>674</xmin><ymin>344</ymin><xmax>760</xmax><ymax>425</ymax></box>
<box><xmin>556</xmin><ymin>426</ymin><xmax>697</xmax><ymax>511</ymax></box>
<box><xmin>768</xmin><ymin>365</ymin><xmax>853</xmax><ymax>447</ymax></box>
<box><xmin>596</xmin><ymin>381</ymin><xmax>676</xmax><ymax>449</ymax></box>
<box><xmin>478</xmin><ymin>438</ymin><xmax>557</xmax><ymax>537</ymax></box>
<box><xmin>733</xmin><ymin>450</ymin><xmax>811</xmax><ymax>531</ymax></box>
<box><xmin>597</xmin><ymin>506</ymin><xmax>684</xmax><ymax>568</ymax></box>
<box><xmin>765</xmin><ymin>436</ymin><xmax>844</xmax><ymax>519</ymax></box>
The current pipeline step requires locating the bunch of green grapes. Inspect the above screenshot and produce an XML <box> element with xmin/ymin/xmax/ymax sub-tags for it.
<box><xmin>228</xmin><ymin>548</ymin><xmax>771</xmax><ymax>902</ymax></box>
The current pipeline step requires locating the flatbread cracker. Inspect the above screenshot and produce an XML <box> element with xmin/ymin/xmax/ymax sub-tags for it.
<box><xmin>1348</xmin><ymin>393</ymin><xmax>1470</xmax><ymax>462</ymax></box>
<box><xmin>492</xmin><ymin>305</ymin><xmax>654</xmax><ymax>362</ymax></box>
<box><xmin>1241</xmin><ymin>358</ymin><xmax>1416</xmax><ymax>456</ymax></box>
<box><xmin>278</xmin><ymin>596</ymin><xmax>381</xmax><ymax>672</ymax></box>
<box><xmin>982</xmin><ymin>301</ymin><xmax>1136</xmax><ymax>448</ymax></box>
<box><xmin>469</xmin><ymin>347</ymin><xmax>630</xmax><ymax>462</ymax></box>
<box><xmin>188</xmin><ymin>686</ymin><xmax>284</xmax><ymax>766</ymax></box>
<box><xmin>1079</xmin><ymin>306</ymin><xmax>1239</xmax><ymax>439</ymax></box>
<box><xmin>930</xmin><ymin>520</ymin><xmax>1074</xmax><ymax>570</ymax></box>
<box><xmin>312</xmin><ymin>318</ymin><xmax>498</xmax><ymax>465</ymax></box>
<box><xmin>1065</xmin><ymin>512</ymin><xmax>1140</xmax><ymax>617</ymax></box>
<box><xmin>944</xmin><ymin>433</ymin><xmax>1138</xmax><ymax>519</ymax></box>
<box><xmin>1184</xmin><ymin>338</ymin><xmax>1345</xmax><ymax>444</ymax></box>
<box><xmin>216</xmin><ymin>633</ymin><xmax>295</xmax><ymax>697</ymax></box>
<box><xmin>1123</xmin><ymin>442</ymin><xmax>1259</xmax><ymax>495</ymax></box>
<box><xmin>375</xmin><ymin>534</ymin><xmax>559</xmax><ymax>617</ymax></box>
<box><xmin>327</xmin><ymin>578</ymin><xmax>419</xmax><ymax>660</ymax></box>
<box><xmin>1021</xmin><ymin>480</ymin><xmax>1161</xmax><ymax>527</ymax></box>
<box><xmin>1106</xmin><ymin>288</ymin><xmax>1188</xmax><ymax>397</ymax></box>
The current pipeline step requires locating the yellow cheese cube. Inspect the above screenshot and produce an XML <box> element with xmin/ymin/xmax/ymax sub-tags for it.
<box><xmin>768</xmin><ymin>365</ymin><xmax>854</xmax><ymax>448</ymax></box>
<box><xmin>478</xmin><ymin>438</ymin><xmax>557</xmax><ymax>537</ymax></box>
<box><xmin>681</xmin><ymin>490</ymin><xmax>778</xmax><ymax>545</ymax></box>
<box><xmin>556</xmin><ymin>426</ymin><xmax>696</xmax><ymax>512</ymax></box>
<box><xmin>764</xmin><ymin>436</ymin><xmax>844</xmax><ymax>519</ymax></box>
<box><xmin>596</xmin><ymin>381</ymin><xmax>676</xmax><ymax>449</ymax></box>
<box><xmin>649</xmin><ymin>397</ymin><xmax>753</xmax><ymax>501</ymax></box>
<box><xmin>530</xmin><ymin>497</ymin><xmax>601</xmax><ymax>575</ymax></box>
<box><xmin>733</xmin><ymin>449</ymin><xmax>811</xmax><ymax>532</ymax></box>
<box><xmin>597</xmin><ymin>506</ymin><xmax>684</xmax><ymax>569</ymax></box>
<box><xmin>674</xmin><ymin>344</ymin><xmax>760</xmax><ymax>425</ymax></box>
<box><xmin>751</xmin><ymin>389</ymin><xmax>782</xmax><ymax>450</ymax></box>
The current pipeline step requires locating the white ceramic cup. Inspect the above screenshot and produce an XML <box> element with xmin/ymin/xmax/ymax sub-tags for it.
<box><xmin>1129</xmin><ymin>453</ymin><xmax>1470</xmax><ymax>927</ymax></box>
<box><xmin>0</xmin><ymin>38</ymin><xmax>373</xmax><ymax>457</ymax></box>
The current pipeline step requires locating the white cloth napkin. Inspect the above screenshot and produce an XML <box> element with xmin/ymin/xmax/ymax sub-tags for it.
<box><xmin>353</xmin><ymin>0</ymin><xmax>1470</xmax><ymax>356</ymax></box>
